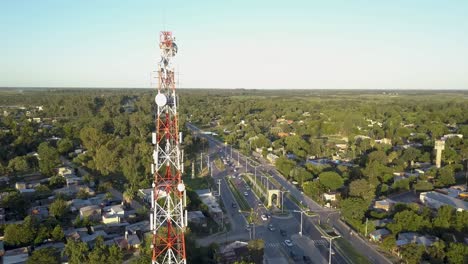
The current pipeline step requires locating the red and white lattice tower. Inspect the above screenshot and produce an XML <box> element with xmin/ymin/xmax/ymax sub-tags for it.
<box><xmin>150</xmin><ymin>31</ymin><xmax>187</xmax><ymax>264</ymax></box>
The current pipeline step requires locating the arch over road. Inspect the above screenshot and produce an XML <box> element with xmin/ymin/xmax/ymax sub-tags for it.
<box><xmin>267</xmin><ymin>189</ymin><xmax>281</xmax><ymax>207</ymax></box>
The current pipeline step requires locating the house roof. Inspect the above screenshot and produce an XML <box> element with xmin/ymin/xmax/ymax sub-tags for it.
<box><xmin>370</xmin><ymin>228</ymin><xmax>390</xmax><ymax>237</ymax></box>
<box><xmin>421</xmin><ymin>191</ymin><xmax>468</xmax><ymax>211</ymax></box>
<box><xmin>127</xmin><ymin>234</ymin><xmax>141</xmax><ymax>246</ymax></box>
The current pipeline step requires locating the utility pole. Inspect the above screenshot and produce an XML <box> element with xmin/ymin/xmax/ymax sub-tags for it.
<box><xmin>218</xmin><ymin>179</ymin><xmax>221</xmax><ymax>196</ymax></box>
<box><xmin>254</xmin><ymin>166</ymin><xmax>258</xmax><ymax>192</ymax></box>
<box><xmin>230</xmin><ymin>146</ymin><xmax>232</xmax><ymax>160</ymax></box>
<box><xmin>191</xmin><ymin>162</ymin><xmax>195</xmax><ymax>179</ymax></box>
<box><xmin>237</xmin><ymin>151</ymin><xmax>240</xmax><ymax>166</ymax></box>
<box><xmin>211</xmin><ymin>163</ymin><xmax>213</xmax><ymax>177</ymax></box>
<box><xmin>207</xmin><ymin>154</ymin><xmax>210</xmax><ymax>169</ymax></box>
<box><xmin>200</xmin><ymin>153</ymin><xmax>203</xmax><ymax>171</ymax></box>
<box><xmin>365</xmin><ymin>217</ymin><xmax>368</xmax><ymax>237</ymax></box>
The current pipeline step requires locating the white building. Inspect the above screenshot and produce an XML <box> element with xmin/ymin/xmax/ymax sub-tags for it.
<box><xmin>420</xmin><ymin>191</ymin><xmax>468</xmax><ymax>212</ymax></box>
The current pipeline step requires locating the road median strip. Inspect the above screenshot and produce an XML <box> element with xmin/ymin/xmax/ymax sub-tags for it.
<box><xmin>226</xmin><ymin>178</ymin><xmax>250</xmax><ymax>211</ymax></box>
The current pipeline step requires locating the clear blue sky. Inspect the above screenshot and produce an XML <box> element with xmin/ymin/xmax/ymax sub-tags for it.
<box><xmin>1</xmin><ymin>0</ymin><xmax>467</xmax><ymax>89</ymax></box>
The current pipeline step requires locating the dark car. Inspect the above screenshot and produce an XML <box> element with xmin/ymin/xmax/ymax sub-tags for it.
<box><xmin>303</xmin><ymin>256</ymin><xmax>312</xmax><ymax>264</ymax></box>
<box><xmin>289</xmin><ymin>251</ymin><xmax>300</xmax><ymax>261</ymax></box>
<box><xmin>280</xmin><ymin>229</ymin><xmax>287</xmax><ymax>236</ymax></box>
<box><xmin>231</xmin><ymin>202</ymin><xmax>237</xmax><ymax>208</ymax></box>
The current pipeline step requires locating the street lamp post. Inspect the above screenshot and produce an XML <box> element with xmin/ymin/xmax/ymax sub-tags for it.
<box><xmin>321</xmin><ymin>235</ymin><xmax>341</xmax><ymax>264</ymax></box>
<box><xmin>245</xmin><ymin>157</ymin><xmax>248</xmax><ymax>173</ymax></box>
<box><xmin>280</xmin><ymin>190</ymin><xmax>289</xmax><ymax>214</ymax></box>
<box><xmin>293</xmin><ymin>210</ymin><xmax>304</xmax><ymax>236</ymax></box>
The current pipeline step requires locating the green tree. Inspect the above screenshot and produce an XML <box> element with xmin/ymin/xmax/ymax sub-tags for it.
<box><xmin>64</xmin><ymin>238</ymin><xmax>89</xmax><ymax>264</ymax></box>
<box><xmin>108</xmin><ymin>244</ymin><xmax>124</xmax><ymax>263</ymax></box>
<box><xmin>49</xmin><ymin>198</ymin><xmax>68</xmax><ymax>219</ymax></box>
<box><xmin>275</xmin><ymin>156</ymin><xmax>296</xmax><ymax>177</ymax></box>
<box><xmin>37</xmin><ymin>142</ymin><xmax>60</xmax><ymax>176</ymax></box>
<box><xmin>4</xmin><ymin>218</ymin><xmax>36</xmax><ymax>246</ymax></box>
<box><xmin>427</xmin><ymin>241</ymin><xmax>446</xmax><ymax>264</ymax></box>
<box><xmin>318</xmin><ymin>171</ymin><xmax>343</xmax><ymax>191</ymax></box>
<box><xmin>446</xmin><ymin>243</ymin><xmax>468</xmax><ymax>264</ymax></box>
<box><xmin>436</xmin><ymin>166</ymin><xmax>455</xmax><ymax>187</ymax></box>
<box><xmin>27</xmin><ymin>248</ymin><xmax>60</xmax><ymax>264</ymax></box>
<box><xmin>51</xmin><ymin>225</ymin><xmax>65</xmax><ymax>241</ymax></box>
<box><xmin>8</xmin><ymin>156</ymin><xmax>30</xmax><ymax>173</ymax></box>
<box><xmin>399</xmin><ymin>243</ymin><xmax>425</xmax><ymax>264</ymax></box>
<box><xmin>349</xmin><ymin>179</ymin><xmax>375</xmax><ymax>201</ymax></box>
<box><xmin>88</xmin><ymin>236</ymin><xmax>108</xmax><ymax>264</ymax></box>
<box><xmin>57</xmin><ymin>138</ymin><xmax>74</xmax><ymax>154</ymax></box>
<box><xmin>247</xmin><ymin>239</ymin><xmax>264</xmax><ymax>264</ymax></box>
<box><xmin>34</xmin><ymin>226</ymin><xmax>50</xmax><ymax>245</ymax></box>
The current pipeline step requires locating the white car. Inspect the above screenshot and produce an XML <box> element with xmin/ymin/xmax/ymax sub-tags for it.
<box><xmin>284</xmin><ymin>240</ymin><xmax>293</xmax><ymax>247</ymax></box>
<box><xmin>261</xmin><ymin>214</ymin><xmax>268</xmax><ymax>221</ymax></box>
<box><xmin>244</xmin><ymin>192</ymin><xmax>249</xmax><ymax>196</ymax></box>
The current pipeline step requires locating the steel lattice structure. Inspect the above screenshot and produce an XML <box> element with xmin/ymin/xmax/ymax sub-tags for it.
<box><xmin>150</xmin><ymin>31</ymin><xmax>187</xmax><ymax>264</ymax></box>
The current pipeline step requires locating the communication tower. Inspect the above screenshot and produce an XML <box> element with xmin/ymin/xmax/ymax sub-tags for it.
<box><xmin>150</xmin><ymin>31</ymin><xmax>187</xmax><ymax>264</ymax></box>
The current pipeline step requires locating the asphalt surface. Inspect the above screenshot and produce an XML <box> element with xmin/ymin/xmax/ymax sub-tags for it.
<box><xmin>188</xmin><ymin>123</ymin><xmax>393</xmax><ymax>264</ymax></box>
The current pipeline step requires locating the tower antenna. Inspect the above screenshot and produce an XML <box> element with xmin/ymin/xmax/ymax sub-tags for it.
<box><xmin>150</xmin><ymin>31</ymin><xmax>187</xmax><ymax>264</ymax></box>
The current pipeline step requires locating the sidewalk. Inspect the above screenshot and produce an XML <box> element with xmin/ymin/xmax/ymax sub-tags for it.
<box><xmin>290</xmin><ymin>234</ymin><xmax>327</xmax><ymax>264</ymax></box>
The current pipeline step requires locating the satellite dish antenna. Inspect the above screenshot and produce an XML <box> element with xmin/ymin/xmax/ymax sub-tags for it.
<box><xmin>177</xmin><ymin>183</ymin><xmax>185</xmax><ymax>192</ymax></box>
<box><xmin>155</xmin><ymin>93</ymin><xmax>167</xmax><ymax>106</ymax></box>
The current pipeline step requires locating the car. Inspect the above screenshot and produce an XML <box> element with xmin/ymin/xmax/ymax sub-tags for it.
<box><xmin>268</xmin><ymin>224</ymin><xmax>276</xmax><ymax>231</ymax></box>
<box><xmin>284</xmin><ymin>239</ymin><xmax>293</xmax><ymax>247</ymax></box>
<box><xmin>290</xmin><ymin>251</ymin><xmax>300</xmax><ymax>261</ymax></box>
<box><xmin>260</xmin><ymin>214</ymin><xmax>268</xmax><ymax>221</ymax></box>
<box><xmin>280</xmin><ymin>229</ymin><xmax>287</xmax><ymax>236</ymax></box>
<box><xmin>244</xmin><ymin>192</ymin><xmax>249</xmax><ymax>196</ymax></box>
<box><xmin>245</xmin><ymin>224</ymin><xmax>251</xmax><ymax>230</ymax></box>
<box><xmin>246</xmin><ymin>187</ymin><xmax>251</xmax><ymax>191</ymax></box>
<box><xmin>231</xmin><ymin>202</ymin><xmax>237</xmax><ymax>208</ymax></box>
<box><xmin>303</xmin><ymin>256</ymin><xmax>312</xmax><ymax>264</ymax></box>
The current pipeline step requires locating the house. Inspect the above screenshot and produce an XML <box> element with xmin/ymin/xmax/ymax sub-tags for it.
<box><xmin>102</xmin><ymin>204</ymin><xmax>130</xmax><ymax>224</ymax></box>
<box><xmin>416</xmin><ymin>235</ymin><xmax>437</xmax><ymax>246</ymax></box>
<box><xmin>218</xmin><ymin>240</ymin><xmax>249</xmax><ymax>264</ymax></box>
<box><xmin>81</xmin><ymin>230</ymin><xmax>108</xmax><ymax>247</ymax></box>
<box><xmin>57</xmin><ymin>167</ymin><xmax>74</xmax><ymax>177</ymax></box>
<box><xmin>125</xmin><ymin>220</ymin><xmax>151</xmax><ymax>234</ymax></box>
<box><xmin>286</xmin><ymin>153</ymin><xmax>296</xmax><ymax>160</ymax></box>
<box><xmin>373</xmin><ymin>219</ymin><xmax>393</xmax><ymax>228</ymax></box>
<box><xmin>102</xmin><ymin>213</ymin><xmax>120</xmax><ymax>224</ymax></box>
<box><xmin>266</xmin><ymin>153</ymin><xmax>279</xmax><ymax>164</ymax></box>
<box><xmin>396</xmin><ymin>232</ymin><xmax>419</xmax><ymax>246</ymax></box>
<box><xmin>79</xmin><ymin>205</ymin><xmax>101</xmax><ymax>221</ymax></box>
<box><xmin>420</xmin><ymin>191</ymin><xmax>468</xmax><ymax>212</ymax></box>
<box><xmin>0</xmin><ymin>207</ymin><xmax>5</xmax><ymax>225</ymax></box>
<box><xmin>15</xmin><ymin>182</ymin><xmax>26</xmax><ymax>190</ymax></box>
<box><xmin>138</xmin><ymin>188</ymin><xmax>152</xmax><ymax>204</ymax></box>
<box><xmin>323</xmin><ymin>192</ymin><xmax>337</xmax><ymax>202</ymax></box>
<box><xmin>374</xmin><ymin>199</ymin><xmax>395</xmax><ymax>212</ymax></box>
<box><xmin>188</xmin><ymin>211</ymin><xmax>207</xmax><ymax>226</ymax></box>
<box><xmin>195</xmin><ymin>189</ymin><xmax>222</xmax><ymax>218</ymax></box>
<box><xmin>369</xmin><ymin>228</ymin><xmax>390</xmax><ymax>242</ymax></box>
<box><xmin>3</xmin><ymin>247</ymin><xmax>29</xmax><ymax>264</ymax></box>
<box><xmin>34</xmin><ymin>242</ymin><xmax>65</xmax><ymax>255</ymax></box>
<box><xmin>374</xmin><ymin>138</ymin><xmax>392</xmax><ymax>145</ymax></box>
<box><xmin>126</xmin><ymin>232</ymin><xmax>141</xmax><ymax>248</ymax></box>
<box><xmin>31</xmin><ymin>206</ymin><xmax>49</xmax><ymax>219</ymax></box>
<box><xmin>0</xmin><ymin>240</ymin><xmax>4</xmax><ymax>256</ymax></box>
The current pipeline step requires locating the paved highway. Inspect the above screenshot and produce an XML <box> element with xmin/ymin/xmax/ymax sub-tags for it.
<box><xmin>188</xmin><ymin>123</ymin><xmax>393</xmax><ymax>264</ymax></box>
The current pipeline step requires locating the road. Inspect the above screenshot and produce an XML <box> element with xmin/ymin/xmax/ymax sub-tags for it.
<box><xmin>190</xmin><ymin>125</ymin><xmax>346</xmax><ymax>264</ymax></box>
<box><xmin>188</xmin><ymin>123</ymin><xmax>393</xmax><ymax>264</ymax></box>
